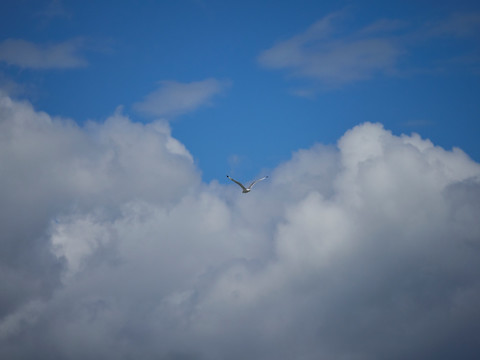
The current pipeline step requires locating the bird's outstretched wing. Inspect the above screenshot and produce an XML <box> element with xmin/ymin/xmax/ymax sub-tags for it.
<box><xmin>248</xmin><ymin>176</ymin><xmax>268</xmax><ymax>189</ymax></box>
<box><xmin>227</xmin><ymin>175</ymin><xmax>247</xmax><ymax>192</ymax></box>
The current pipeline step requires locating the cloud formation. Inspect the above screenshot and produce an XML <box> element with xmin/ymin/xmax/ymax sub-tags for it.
<box><xmin>1</xmin><ymin>94</ymin><xmax>480</xmax><ymax>359</ymax></box>
<box><xmin>0</xmin><ymin>38</ymin><xmax>87</xmax><ymax>69</ymax></box>
<box><xmin>134</xmin><ymin>78</ymin><xmax>230</xmax><ymax>118</ymax></box>
<box><xmin>258</xmin><ymin>12</ymin><xmax>401</xmax><ymax>86</ymax></box>
<box><xmin>258</xmin><ymin>11</ymin><xmax>480</xmax><ymax>88</ymax></box>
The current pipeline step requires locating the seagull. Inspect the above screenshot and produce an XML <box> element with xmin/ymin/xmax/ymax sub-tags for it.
<box><xmin>227</xmin><ymin>175</ymin><xmax>268</xmax><ymax>193</ymax></box>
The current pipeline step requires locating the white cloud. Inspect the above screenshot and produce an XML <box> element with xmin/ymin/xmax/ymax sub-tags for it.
<box><xmin>258</xmin><ymin>12</ymin><xmax>402</xmax><ymax>87</ymax></box>
<box><xmin>1</xmin><ymin>94</ymin><xmax>480</xmax><ymax>359</ymax></box>
<box><xmin>258</xmin><ymin>11</ymin><xmax>480</xmax><ymax>89</ymax></box>
<box><xmin>0</xmin><ymin>38</ymin><xmax>87</xmax><ymax>69</ymax></box>
<box><xmin>134</xmin><ymin>78</ymin><xmax>230</xmax><ymax>118</ymax></box>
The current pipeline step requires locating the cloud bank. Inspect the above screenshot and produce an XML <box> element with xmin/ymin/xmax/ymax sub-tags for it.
<box><xmin>1</xmin><ymin>93</ymin><xmax>480</xmax><ymax>359</ymax></box>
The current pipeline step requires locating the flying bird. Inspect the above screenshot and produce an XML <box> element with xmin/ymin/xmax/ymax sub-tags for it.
<box><xmin>226</xmin><ymin>175</ymin><xmax>268</xmax><ymax>193</ymax></box>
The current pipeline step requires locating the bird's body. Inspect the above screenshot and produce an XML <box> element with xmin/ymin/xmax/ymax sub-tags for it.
<box><xmin>227</xmin><ymin>175</ymin><xmax>268</xmax><ymax>193</ymax></box>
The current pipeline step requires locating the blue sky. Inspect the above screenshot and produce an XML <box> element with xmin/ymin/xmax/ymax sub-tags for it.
<box><xmin>1</xmin><ymin>0</ymin><xmax>479</xmax><ymax>182</ymax></box>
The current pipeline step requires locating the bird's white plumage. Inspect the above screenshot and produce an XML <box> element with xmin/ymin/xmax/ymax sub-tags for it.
<box><xmin>227</xmin><ymin>175</ymin><xmax>268</xmax><ymax>193</ymax></box>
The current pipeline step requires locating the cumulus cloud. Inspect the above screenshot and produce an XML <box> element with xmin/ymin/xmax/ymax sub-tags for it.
<box><xmin>258</xmin><ymin>10</ymin><xmax>480</xmax><ymax>89</ymax></box>
<box><xmin>1</xmin><ymin>94</ymin><xmax>480</xmax><ymax>359</ymax></box>
<box><xmin>134</xmin><ymin>78</ymin><xmax>230</xmax><ymax>118</ymax></box>
<box><xmin>0</xmin><ymin>38</ymin><xmax>87</xmax><ymax>69</ymax></box>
